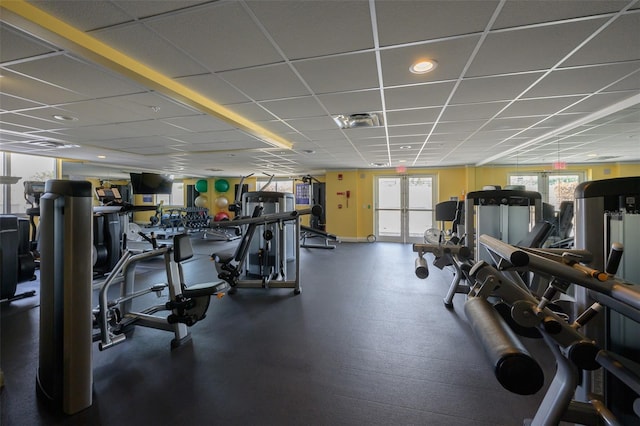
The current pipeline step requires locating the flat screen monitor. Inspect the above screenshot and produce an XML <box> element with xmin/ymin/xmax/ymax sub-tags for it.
<box><xmin>130</xmin><ymin>172</ymin><xmax>173</xmax><ymax>194</ymax></box>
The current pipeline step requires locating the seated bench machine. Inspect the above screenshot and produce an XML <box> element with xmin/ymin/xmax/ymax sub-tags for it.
<box><xmin>300</xmin><ymin>225</ymin><xmax>339</xmax><ymax>249</ymax></box>
<box><xmin>93</xmin><ymin>232</ymin><xmax>229</xmax><ymax>350</ymax></box>
<box><xmin>477</xmin><ymin>234</ymin><xmax>640</xmax><ymax>425</ymax></box>
<box><xmin>212</xmin><ymin>204</ymin><xmax>322</xmax><ymax>295</ymax></box>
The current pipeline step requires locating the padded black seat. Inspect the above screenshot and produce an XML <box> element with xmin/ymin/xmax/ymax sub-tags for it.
<box><xmin>172</xmin><ymin>233</ymin><xmax>230</xmax><ymax>297</ymax></box>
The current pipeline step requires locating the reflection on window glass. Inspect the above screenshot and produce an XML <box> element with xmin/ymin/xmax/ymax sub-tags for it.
<box><xmin>256</xmin><ymin>179</ymin><xmax>293</xmax><ymax>193</ymax></box>
<box><xmin>548</xmin><ymin>175</ymin><xmax>579</xmax><ymax>208</ymax></box>
<box><xmin>156</xmin><ymin>182</ymin><xmax>184</xmax><ymax>206</ymax></box>
<box><xmin>509</xmin><ymin>175</ymin><xmax>538</xmax><ymax>192</ymax></box>
<box><xmin>9</xmin><ymin>153</ymin><xmax>55</xmax><ymax>214</ymax></box>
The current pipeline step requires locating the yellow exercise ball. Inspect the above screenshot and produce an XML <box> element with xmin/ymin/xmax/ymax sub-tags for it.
<box><xmin>194</xmin><ymin>195</ymin><xmax>208</xmax><ymax>208</ymax></box>
<box><xmin>215</xmin><ymin>196</ymin><xmax>229</xmax><ymax>209</ymax></box>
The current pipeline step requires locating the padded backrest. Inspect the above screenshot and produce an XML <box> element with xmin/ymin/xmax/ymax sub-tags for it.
<box><xmin>518</xmin><ymin>221</ymin><xmax>553</xmax><ymax>248</ymax></box>
<box><xmin>173</xmin><ymin>233</ymin><xmax>193</xmax><ymax>263</ymax></box>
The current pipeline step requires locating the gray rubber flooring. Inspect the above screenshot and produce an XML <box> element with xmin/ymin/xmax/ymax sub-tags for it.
<box><xmin>1</xmin><ymin>238</ymin><xmax>554</xmax><ymax>425</ymax></box>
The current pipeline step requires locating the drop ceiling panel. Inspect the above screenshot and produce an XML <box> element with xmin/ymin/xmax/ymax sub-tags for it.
<box><xmin>146</xmin><ymin>2</ymin><xmax>282</xmax><ymax>72</ymax></box>
<box><xmin>111</xmin><ymin>1</ymin><xmax>209</xmax><ymax>20</ymax></box>
<box><xmin>0</xmin><ymin>23</ymin><xmax>56</xmax><ymax>62</ymax></box>
<box><xmin>526</xmin><ymin>62</ymin><xmax>640</xmax><ymax>98</ymax></box>
<box><xmin>93</xmin><ymin>23</ymin><xmax>210</xmax><ymax>78</ymax></box>
<box><xmin>385</xmin><ymin>108</ymin><xmax>441</xmax><ymax>126</ymax></box>
<box><xmin>316</xmin><ymin>90</ymin><xmax>382</xmax><ymax>115</ymax></box>
<box><xmin>452</xmin><ymin>73</ymin><xmax>545</xmax><ymax>104</ymax></box>
<box><xmin>466</xmin><ymin>19</ymin><xmax>606</xmax><ymax>77</ymax></box>
<box><xmin>498</xmin><ymin>96</ymin><xmax>584</xmax><ymax>118</ymax></box>
<box><xmin>563</xmin><ymin>12</ymin><xmax>640</xmax><ymax>67</ymax></box>
<box><xmin>247</xmin><ymin>0</ymin><xmax>373</xmax><ymax>59</ymax></box>
<box><xmin>563</xmin><ymin>92</ymin><xmax>640</xmax><ymax>114</ymax></box>
<box><xmin>285</xmin><ymin>117</ymin><xmax>337</xmax><ymax>132</ymax></box>
<box><xmin>100</xmin><ymin>92</ymin><xmax>199</xmax><ymax>120</ymax></box>
<box><xmin>380</xmin><ymin>36</ymin><xmax>479</xmax><ymax>86</ymax></box>
<box><xmin>385</xmin><ymin>82</ymin><xmax>455</xmax><ymax>109</ymax></box>
<box><xmin>175</xmin><ymin>74</ymin><xmax>249</xmax><ymax>105</ymax></box>
<box><xmin>225</xmin><ymin>102</ymin><xmax>277</xmax><ymax>122</ymax></box>
<box><xmin>1</xmin><ymin>69</ymin><xmax>90</xmax><ymax>105</ymax></box>
<box><xmin>54</xmin><ymin>99</ymin><xmax>158</xmax><ymax>124</ymax></box>
<box><xmin>293</xmin><ymin>52</ymin><xmax>379</xmax><ymax>94</ymax></box>
<box><xmin>492</xmin><ymin>1</ymin><xmax>629</xmax><ymax>29</ymax></box>
<box><xmin>8</xmin><ymin>55</ymin><xmax>143</xmax><ymax>98</ymax></box>
<box><xmin>260</xmin><ymin>96</ymin><xmax>326</xmax><ymax>119</ymax></box>
<box><xmin>0</xmin><ymin>93</ymin><xmax>44</xmax><ymax>111</ymax></box>
<box><xmin>440</xmin><ymin>102</ymin><xmax>509</xmax><ymax>121</ymax></box>
<box><xmin>375</xmin><ymin>0</ymin><xmax>498</xmax><ymax>46</ymax></box>
<box><xmin>162</xmin><ymin>115</ymin><xmax>236</xmax><ymax>133</ymax></box>
<box><xmin>2</xmin><ymin>112</ymin><xmax>64</xmax><ymax>131</ymax></box>
<box><xmin>219</xmin><ymin>64</ymin><xmax>310</xmax><ymax>101</ymax></box>
<box><xmin>28</xmin><ymin>0</ymin><xmax>133</xmax><ymax>31</ymax></box>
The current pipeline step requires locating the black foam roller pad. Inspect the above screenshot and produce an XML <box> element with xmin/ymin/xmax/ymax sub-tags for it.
<box><xmin>464</xmin><ymin>297</ymin><xmax>544</xmax><ymax>395</ymax></box>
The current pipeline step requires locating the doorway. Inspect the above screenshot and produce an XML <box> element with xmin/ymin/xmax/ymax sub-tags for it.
<box><xmin>374</xmin><ymin>175</ymin><xmax>435</xmax><ymax>243</ymax></box>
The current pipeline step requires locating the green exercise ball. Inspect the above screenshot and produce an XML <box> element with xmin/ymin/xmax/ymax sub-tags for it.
<box><xmin>195</xmin><ymin>179</ymin><xmax>208</xmax><ymax>193</ymax></box>
<box><xmin>214</xmin><ymin>179</ymin><xmax>230</xmax><ymax>193</ymax></box>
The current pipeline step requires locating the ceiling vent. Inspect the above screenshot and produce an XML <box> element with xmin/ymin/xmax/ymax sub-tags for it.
<box><xmin>333</xmin><ymin>112</ymin><xmax>384</xmax><ymax>129</ymax></box>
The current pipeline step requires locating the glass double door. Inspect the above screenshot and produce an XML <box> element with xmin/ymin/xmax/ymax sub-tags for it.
<box><xmin>375</xmin><ymin>175</ymin><xmax>435</xmax><ymax>243</ymax></box>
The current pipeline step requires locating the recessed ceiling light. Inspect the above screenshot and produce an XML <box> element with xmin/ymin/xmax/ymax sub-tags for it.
<box><xmin>97</xmin><ymin>155</ymin><xmax>106</xmax><ymax>159</ymax></box>
<box><xmin>409</xmin><ymin>59</ymin><xmax>438</xmax><ymax>74</ymax></box>
<box><xmin>302</xmin><ymin>149</ymin><xmax>315</xmax><ymax>154</ymax></box>
<box><xmin>399</xmin><ymin>145</ymin><xmax>412</xmax><ymax>150</ymax></box>
<box><xmin>587</xmin><ymin>153</ymin><xmax>598</xmax><ymax>157</ymax></box>
<box><xmin>370</xmin><ymin>162</ymin><xmax>388</xmax><ymax>167</ymax></box>
<box><xmin>53</xmin><ymin>114</ymin><xmax>79</xmax><ymax>121</ymax></box>
<box><xmin>398</xmin><ymin>160</ymin><xmax>407</xmax><ymax>163</ymax></box>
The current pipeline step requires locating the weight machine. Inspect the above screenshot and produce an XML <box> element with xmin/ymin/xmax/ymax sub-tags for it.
<box><xmin>93</xmin><ymin>231</ymin><xmax>229</xmax><ymax>350</ymax></box>
<box><xmin>211</xmin><ymin>203</ymin><xmax>322</xmax><ymax>295</ymax></box>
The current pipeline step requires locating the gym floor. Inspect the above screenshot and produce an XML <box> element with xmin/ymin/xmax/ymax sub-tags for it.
<box><xmin>1</xmin><ymin>237</ymin><xmax>555</xmax><ymax>425</ymax></box>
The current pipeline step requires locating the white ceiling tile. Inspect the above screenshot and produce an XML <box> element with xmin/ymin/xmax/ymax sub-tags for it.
<box><xmin>93</xmin><ymin>23</ymin><xmax>210</xmax><ymax>78</ymax></box>
<box><xmin>111</xmin><ymin>1</ymin><xmax>208</xmax><ymax>19</ymax></box>
<box><xmin>100</xmin><ymin>92</ymin><xmax>199</xmax><ymax>120</ymax></box>
<box><xmin>0</xmin><ymin>93</ymin><xmax>44</xmax><ymax>111</ymax></box>
<box><xmin>0</xmin><ymin>24</ymin><xmax>56</xmax><ymax>62</ymax></box>
<box><xmin>293</xmin><ymin>52</ymin><xmax>379</xmax><ymax>94</ymax></box>
<box><xmin>175</xmin><ymin>73</ymin><xmax>249</xmax><ymax>105</ymax></box>
<box><xmin>260</xmin><ymin>96</ymin><xmax>326</xmax><ymax>119</ymax></box>
<box><xmin>29</xmin><ymin>0</ymin><xmax>134</xmax><ymax>30</ymax></box>
<box><xmin>381</xmin><ymin>36</ymin><xmax>480</xmax><ymax>85</ymax></box>
<box><xmin>385</xmin><ymin>82</ymin><xmax>455</xmax><ymax>109</ymax></box>
<box><xmin>226</xmin><ymin>102</ymin><xmax>278</xmax><ymax>122</ymax></box>
<box><xmin>1</xmin><ymin>69</ymin><xmax>89</xmax><ymax>105</ymax></box>
<box><xmin>286</xmin><ymin>117</ymin><xmax>337</xmax><ymax>132</ymax></box>
<box><xmin>564</xmin><ymin>13</ymin><xmax>640</xmax><ymax>67</ymax></box>
<box><xmin>219</xmin><ymin>64</ymin><xmax>310</xmax><ymax>101</ymax></box>
<box><xmin>467</xmin><ymin>19</ymin><xmax>606</xmax><ymax>77</ymax></box>
<box><xmin>317</xmin><ymin>90</ymin><xmax>382</xmax><ymax>115</ymax></box>
<box><xmin>375</xmin><ymin>0</ymin><xmax>499</xmax><ymax>46</ymax></box>
<box><xmin>8</xmin><ymin>55</ymin><xmax>143</xmax><ymax>98</ymax></box>
<box><xmin>440</xmin><ymin>102</ymin><xmax>509</xmax><ymax>121</ymax></box>
<box><xmin>498</xmin><ymin>96</ymin><xmax>584</xmax><ymax>118</ymax></box>
<box><xmin>146</xmin><ymin>2</ymin><xmax>282</xmax><ymax>72</ymax></box>
<box><xmin>162</xmin><ymin>115</ymin><xmax>235</xmax><ymax>133</ymax></box>
<box><xmin>247</xmin><ymin>0</ymin><xmax>373</xmax><ymax>59</ymax></box>
<box><xmin>451</xmin><ymin>73</ymin><xmax>545</xmax><ymax>104</ymax></box>
<box><xmin>526</xmin><ymin>62</ymin><xmax>640</xmax><ymax>98</ymax></box>
<box><xmin>493</xmin><ymin>1</ymin><xmax>629</xmax><ymax>29</ymax></box>
<box><xmin>385</xmin><ymin>108</ymin><xmax>441</xmax><ymax>125</ymax></box>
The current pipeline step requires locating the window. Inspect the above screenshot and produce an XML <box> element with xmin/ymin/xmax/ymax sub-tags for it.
<box><xmin>156</xmin><ymin>182</ymin><xmax>184</xmax><ymax>206</ymax></box>
<box><xmin>3</xmin><ymin>153</ymin><xmax>56</xmax><ymax>214</ymax></box>
<box><xmin>256</xmin><ymin>179</ymin><xmax>293</xmax><ymax>193</ymax></box>
<box><xmin>509</xmin><ymin>171</ymin><xmax>584</xmax><ymax>211</ymax></box>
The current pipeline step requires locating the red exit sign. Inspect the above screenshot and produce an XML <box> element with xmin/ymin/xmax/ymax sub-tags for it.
<box><xmin>552</xmin><ymin>161</ymin><xmax>567</xmax><ymax>170</ymax></box>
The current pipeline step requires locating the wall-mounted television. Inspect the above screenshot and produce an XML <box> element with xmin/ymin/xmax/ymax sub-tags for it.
<box><xmin>130</xmin><ymin>172</ymin><xmax>173</xmax><ymax>195</ymax></box>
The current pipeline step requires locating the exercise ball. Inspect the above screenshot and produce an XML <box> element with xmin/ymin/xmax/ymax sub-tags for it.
<box><xmin>195</xmin><ymin>179</ymin><xmax>208</xmax><ymax>193</ymax></box>
<box><xmin>214</xmin><ymin>179</ymin><xmax>229</xmax><ymax>193</ymax></box>
<box><xmin>215</xmin><ymin>196</ymin><xmax>229</xmax><ymax>209</ymax></box>
<box><xmin>194</xmin><ymin>195</ymin><xmax>208</xmax><ymax>207</ymax></box>
<box><xmin>214</xmin><ymin>211</ymin><xmax>230</xmax><ymax>221</ymax></box>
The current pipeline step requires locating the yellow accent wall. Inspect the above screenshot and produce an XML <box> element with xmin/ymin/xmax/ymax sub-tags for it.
<box><xmin>324</xmin><ymin>163</ymin><xmax>639</xmax><ymax>240</ymax></box>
